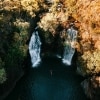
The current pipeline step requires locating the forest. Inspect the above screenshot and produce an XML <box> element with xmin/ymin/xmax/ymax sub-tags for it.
<box><xmin>0</xmin><ymin>0</ymin><xmax>100</xmax><ymax>100</ymax></box>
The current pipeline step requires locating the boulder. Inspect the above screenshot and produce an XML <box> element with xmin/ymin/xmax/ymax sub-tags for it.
<box><xmin>81</xmin><ymin>76</ymin><xmax>100</xmax><ymax>100</ymax></box>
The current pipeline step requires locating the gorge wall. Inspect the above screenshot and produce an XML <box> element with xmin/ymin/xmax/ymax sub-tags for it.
<box><xmin>0</xmin><ymin>0</ymin><xmax>100</xmax><ymax>100</ymax></box>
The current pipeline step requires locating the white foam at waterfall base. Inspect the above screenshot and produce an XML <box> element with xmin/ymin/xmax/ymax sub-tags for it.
<box><xmin>29</xmin><ymin>31</ymin><xmax>41</xmax><ymax>68</ymax></box>
<box><xmin>62</xmin><ymin>27</ymin><xmax>77</xmax><ymax>66</ymax></box>
<box><xmin>56</xmin><ymin>54</ymin><xmax>62</xmax><ymax>58</ymax></box>
<box><xmin>62</xmin><ymin>53</ymin><xmax>75</xmax><ymax>66</ymax></box>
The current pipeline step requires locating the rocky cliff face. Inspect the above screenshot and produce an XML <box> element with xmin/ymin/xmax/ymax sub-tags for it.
<box><xmin>0</xmin><ymin>0</ymin><xmax>100</xmax><ymax>100</ymax></box>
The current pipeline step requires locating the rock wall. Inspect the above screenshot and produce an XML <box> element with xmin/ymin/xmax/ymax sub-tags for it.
<box><xmin>0</xmin><ymin>0</ymin><xmax>100</xmax><ymax>100</ymax></box>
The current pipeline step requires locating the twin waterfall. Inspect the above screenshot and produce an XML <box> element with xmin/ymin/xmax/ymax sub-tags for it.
<box><xmin>29</xmin><ymin>27</ymin><xmax>77</xmax><ymax>67</ymax></box>
<box><xmin>29</xmin><ymin>30</ymin><xmax>41</xmax><ymax>67</ymax></box>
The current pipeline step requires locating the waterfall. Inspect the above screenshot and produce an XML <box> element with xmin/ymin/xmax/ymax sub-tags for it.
<box><xmin>29</xmin><ymin>30</ymin><xmax>41</xmax><ymax>67</ymax></box>
<box><xmin>62</xmin><ymin>26</ymin><xmax>77</xmax><ymax>65</ymax></box>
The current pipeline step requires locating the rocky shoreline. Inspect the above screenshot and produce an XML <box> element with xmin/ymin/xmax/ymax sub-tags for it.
<box><xmin>0</xmin><ymin>71</ymin><xmax>24</xmax><ymax>100</ymax></box>
<box><xmin>81</xmin><ymin>76</ymin><xmax>100</xmax><ymax>100</ymax></box>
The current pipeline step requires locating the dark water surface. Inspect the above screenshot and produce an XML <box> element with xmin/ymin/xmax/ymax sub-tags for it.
<box><xmin>5</xmin><ymin>57</ymin><xmax>89</xmax><ymax>100</ymax></box>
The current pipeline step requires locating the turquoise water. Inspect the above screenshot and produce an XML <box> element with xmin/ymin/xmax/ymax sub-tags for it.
<box><xmin>5</xmin><ymin>57</ymin><xmax>89</xmax><ymax>100</ymax></box>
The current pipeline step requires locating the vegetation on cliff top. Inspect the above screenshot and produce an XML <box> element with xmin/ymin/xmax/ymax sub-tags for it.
<box><xmin>0</xmin><ymin>0</ymin><xmax>100</xmax><ymax>83</ymax></box>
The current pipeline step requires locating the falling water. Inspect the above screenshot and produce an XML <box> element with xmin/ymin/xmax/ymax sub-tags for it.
<box><xmin>62</xmin><ymin>26</ymin><xmax>77</xmax><ymax>65</ymax></box>
<box><xmin>29</xmin><ymin>30</ymin><xmax>41</xmax><ymax>67</ymax></box>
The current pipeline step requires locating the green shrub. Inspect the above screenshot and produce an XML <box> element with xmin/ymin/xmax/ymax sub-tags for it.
<box><xmin>5</xmin><ymin>45</ymin><xmax>25</xmax><ymax>68</ymax></box>
<box><xmin>0</xmin><ymin>58</ymin><xmax>6</xmax><ymax>84</ymax></box>
<box><xmin>0</xmin><ymin>68</ymin><xmax>6</xmax><ymax>84</ymax></box>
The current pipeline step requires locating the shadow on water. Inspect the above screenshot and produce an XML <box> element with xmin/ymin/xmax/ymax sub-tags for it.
<box><xmin>5</xmin><ymin>56</ymin><xmax>89</xmax><ymax>100</ymax></box>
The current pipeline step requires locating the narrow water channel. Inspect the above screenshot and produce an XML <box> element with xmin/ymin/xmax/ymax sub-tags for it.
<box><xmin>5</xmin><ymin>57</ymin><xmax>89</xmax><ymax>100</ymax></box>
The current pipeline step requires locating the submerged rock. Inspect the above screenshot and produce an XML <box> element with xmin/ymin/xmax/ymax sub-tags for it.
<box><xmin>81</xmin><ymin>76</ymin><xmax>100</xmax><ymax>100</ymax></box>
